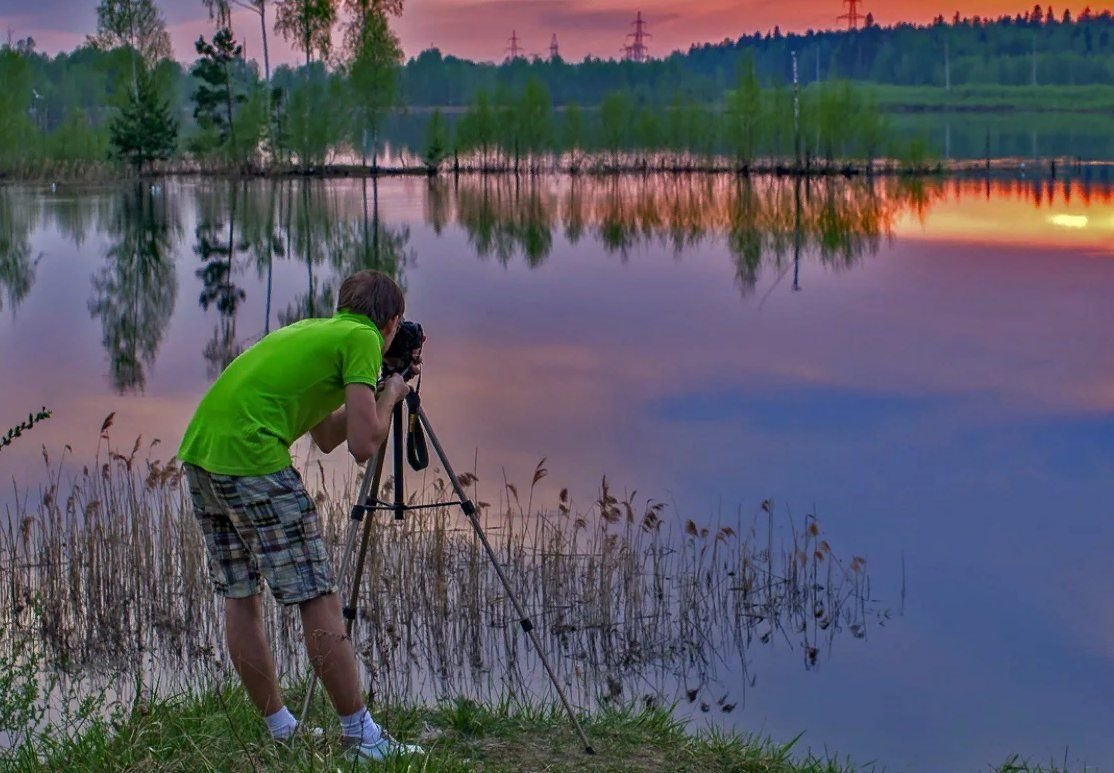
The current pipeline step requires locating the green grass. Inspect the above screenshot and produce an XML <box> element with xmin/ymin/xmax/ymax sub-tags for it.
<box><xmin>7</xmin><ymin>682</ymin><xmax>856</xmax><ymax>772</ymax></box>
<box><xmin>868</xmin><ymin>83</ymin><xmax>1114</xmax><ymax>113</ymax></box>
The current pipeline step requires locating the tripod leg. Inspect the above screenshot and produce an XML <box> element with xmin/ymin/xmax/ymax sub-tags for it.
<box><xmin>297</xmin><ymin>434</ymin><xmax>389</xmax><ymax>734</ymax></box>
<box><xmin>345</xmin><ymin>442</ymin><xmax>390</xmax><ymax>638</ymax></box>
<box><xmin>392</xmin><ymin>400</ymin><xmax>405</xmax><ymax>520</ymax></box>
<box><xmin>414</xmin><ymin>406</ymin><xmax>596</xmax><ymax>755</ymax></box>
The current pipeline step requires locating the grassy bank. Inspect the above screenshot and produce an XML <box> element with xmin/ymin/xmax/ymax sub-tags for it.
<box><xmin>871</xmin><ymin>84</ymin><xmax>1114</xmax><ymax>113</ymax></box>
<box><xmin>8</xmin><ymin>683</ymin><xmax>849</xmax><ymax>772</ymax></box>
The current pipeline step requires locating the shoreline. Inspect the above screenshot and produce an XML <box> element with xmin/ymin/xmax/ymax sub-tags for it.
<box><xmin>2</xmin><ymin>157</ymin><xmax>1112</xmax><ymax>185</ymax></box>
<box><xmin>9</xmin><ymin>680</ymin><xmax>855</xmax><ymax>771</ymax></box>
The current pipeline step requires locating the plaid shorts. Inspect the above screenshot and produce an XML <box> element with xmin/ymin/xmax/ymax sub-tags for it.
<box><xmin>184</xmin><ymin>464</ymin><xmax>336</xmax><ymax>605</ymax></box>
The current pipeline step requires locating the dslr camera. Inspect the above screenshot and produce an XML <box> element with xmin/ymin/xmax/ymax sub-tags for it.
<box><xmin>382</xmin><ymin>320</ymin><xmax>425</xmax><ymax>378</ymax></box>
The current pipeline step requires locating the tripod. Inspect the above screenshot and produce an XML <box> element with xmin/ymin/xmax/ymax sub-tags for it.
<box><xmin>298</xmin><ymin>388</ymin><xmax>595</xmax><ymax>755</ymax></box>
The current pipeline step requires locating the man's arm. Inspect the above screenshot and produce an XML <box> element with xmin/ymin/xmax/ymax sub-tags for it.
<box><xmin>344</xmin><ymin>381</ymin><xmax>398</xmax><ymax>464</ymax></box>
<box><xmin>309</xmin><ymin>407</ymin><xmax>348</xmax><ymax>454</ymax></box>
<box><xmin>310</xmin><ymin>376</ymin><xmax>409</xmax><ymax>463</ymax></box>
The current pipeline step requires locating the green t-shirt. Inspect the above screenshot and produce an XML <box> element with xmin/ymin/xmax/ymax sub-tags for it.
<box><xmin>178</xmin><ymin>311</ymin><xmax>384</xmax><ymax>476</ymax></box>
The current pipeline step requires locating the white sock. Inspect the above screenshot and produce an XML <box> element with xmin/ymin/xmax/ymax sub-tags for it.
<box><xmin>340</xmin><ymin>707</ymin><xmax>382</xmax><ymax>743</ymax></box>
<box><xmin>265</xmin><ymin>706</ymin><xmax>298</xmax><ymax>740</ymax></box>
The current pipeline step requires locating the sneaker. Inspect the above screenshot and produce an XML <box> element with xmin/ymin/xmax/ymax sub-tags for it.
<box><xmin>343</xmin><ymin>732</ymin><xmax>426</xmax><ymax>762</ymax></box>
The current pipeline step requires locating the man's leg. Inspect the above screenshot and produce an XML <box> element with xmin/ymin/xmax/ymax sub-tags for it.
<box><xmin>225</xmin><ymin>593</ymin><xmax>283</xmax><ymax>715</ymax></box>
<box><xmin>299</xmin><ymin>592</ymin><xmax>363</xmax><ymax>715</ymax></box>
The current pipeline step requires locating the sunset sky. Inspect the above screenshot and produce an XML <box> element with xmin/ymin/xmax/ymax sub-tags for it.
<box><xmin>0</xmin><ymin>1</ymin><xmax>1098</xmax><ymax>64</ymax></box>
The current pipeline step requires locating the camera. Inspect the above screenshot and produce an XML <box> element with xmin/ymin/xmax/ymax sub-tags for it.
<box><xmin>383</xmin><ymin>320</ymin><xmax>425</xmax><ymax>377</ymax></box>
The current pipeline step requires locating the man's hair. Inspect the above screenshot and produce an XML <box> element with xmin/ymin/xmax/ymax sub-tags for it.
<box><xmin>336</xmin><ymin>270</ymin><xmax>405</xmax><ymax>328</ymax></box>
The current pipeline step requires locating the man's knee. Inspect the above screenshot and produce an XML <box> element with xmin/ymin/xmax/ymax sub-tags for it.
<box><xmin>299</xmin><ymin>591</ymin><xmax>339</xmax><ymax>614</ymax></box>
<box><xmin>225</xmin><ymin>593</ymin><xmax>264</xmax><ymax>619</ymax></box>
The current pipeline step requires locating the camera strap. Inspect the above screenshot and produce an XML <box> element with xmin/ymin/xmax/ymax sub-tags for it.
<box><xmin>405</xmin><ymin>389</ymin><xmax>430</xmax><ymax>471</ymax></box>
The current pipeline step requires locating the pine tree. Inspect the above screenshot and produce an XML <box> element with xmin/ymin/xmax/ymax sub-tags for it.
<box><xmin>109</xmin><ymin>70</ymin><xmax>178</xmax><ymax>173</ymax></box>
<box><xmin>192</xmin><ymin>28</ymin><xmax>247</xmax><ymax>160</ymax></box>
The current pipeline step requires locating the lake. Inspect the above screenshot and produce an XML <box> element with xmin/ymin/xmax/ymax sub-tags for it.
<box><xmin>2</xmin><ymin>172</ymin><xmax>1113</xmax><ymax>770</ymax></box>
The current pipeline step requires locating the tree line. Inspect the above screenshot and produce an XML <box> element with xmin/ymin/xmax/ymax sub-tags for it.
<box><xmin>420</xmin><ymin>63</ymin><xmax>902</xmax><ymax>174</ymax></box>
<box><xmin>0</xmin><ymin>1</ymin><xmax>1111</xmax><ymax>177</ymax></box>
<box><xmin>403</xmin><ymin>8</ymin><xmax>1114</xmax><ymax>107</ymax></box>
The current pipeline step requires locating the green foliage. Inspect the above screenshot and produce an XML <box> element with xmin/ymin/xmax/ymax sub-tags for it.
<box><xmin>422</xmin><ymin>108</ymin><xmax>449</xmax><ymax>172</ymax></box>
<box><xmin>0</xmin><ymin>47</ymin><xmax>36</xmax><ymax>170</ymax></box>
<box><xmin>108</xmin><ymin>68</ymin><xmax>178</xmax><ymax>172</ymax></box>
<box><xmin>3</xmin><ymin>9</ymin><xmax>1111</xmax><ymax>177</ymax></box>
<box><xmin>455</xmin><ymin>88</ymin><xmax>496</xmax><ymax>166</ymax></box>
<box><xmin>92</xmin><ymin>0</ymin><xmax>172</xmax><ymax>96</ymax></box>
<box><xmin>345</xmin><ymin>7</ymin><xmax>403</xmax><ymax>164</ymax></box>
<box><xmin>561</xmin><ymin>102</ymin><xmax>584</xmax><ymax>158</ymax></box>
<box><xmin>277</xmin><ymin>65</ymin><xmax>345</xmax><ymax>167</ymax></box>
<box><xmin>0</xmin><ymin>630</ymin><xmax>49</xmax><ymax>754</ymax></box>
<box><xmin>25</xmin><ymin>678</ymin><xmax>859</xmax><ymax>771</ymax></box>
<box><xmin>46</xmin><ymin>108</ymin><xmax>110</xmax><ymax>164</ymax></box>
<box><xmin>274</xmin><ymin>0</ymin><xmax>336</xmax><ymax>65</ymax></box>
<box><xmin>394</xmin><ymin>12</ymin><xmax>1114</xmax><ymax>107</ymax></box>
<box><xmin>0</xmin><ymin>623</ymin><xmax>123</xmax><ymax>768</ymax></box>
<box><xmin>724</xmin><ymin>54</ymin><xmax>764</xmax><ymax>167</ymax></box>
<box><xmin>518</xmin><ymin>76</ymin><xmax>553</xmax><ymax>164</ymax></box>
<box><xmin>894</xmin><ymin>134</ymin><xmax>934</xmax><ymax>170</ymax></box>
<box><xmin>599</xmin><ymin>90</ymin><xmax>633</xmax><ymax>162</ymax></box>
<box><xmin>191</xmin><ymin>28</ymin><xmax>262</xmax><ymax>167</ymax></box>
<box><xmin>493</xmin><ymin>82</ymin><xmax>521</xmax><ymax>169</ymax></box>
<box><xmin>341</xmin><ymin>0</ymin><xmax>405</xmax><ymax>57</ymax></box>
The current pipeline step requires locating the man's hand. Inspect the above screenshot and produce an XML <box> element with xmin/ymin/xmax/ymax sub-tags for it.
<box><xmin>380</xmin><ymin>373</ymin><xmax>409</xmax><ymax>404</ymax></box>
<box><xmin>344</xmin><ymin>372</ymin><xmax>412</xmax><ymax>463</ymax></box>
<box><xmin>406</xmin><ymin>351</ymin><xmax>422</xmax><ymax>381</ymax></box>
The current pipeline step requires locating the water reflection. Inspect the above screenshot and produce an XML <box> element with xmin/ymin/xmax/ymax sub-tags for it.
<box><xmin>5</xmin><ymin>173</ymin><xmax>1113</xmax><ymax>395</ymax></box>
<box><xmin>278</xmin><ymin>178</ymin><xmax>412</xmax><ymax>326</ymax></box>
<box><xmin>234</xmin><ymin>182</ymin><xmax>286</xmax><ymax>335</ymax></box>
<box><xmin>194</xmin><ymin>185</ymin><xmax>249</xmax><ymax>377</ymax></box>
<box><xmin>6</xmin><ymin>173</ymin><xmax>1114</xmax><ymax>769</ymax></box>
<box><xmin>0</xmin><ymin>188</ymin><xmax>41</xmax><ymax>316</ymax></box>
<box><xmin>87</xmin><ymin>184</ymin><xmax>179</xmax><ymax>393</ymax></box>
<box><xmin>436</xmin><ymin>175</ymin><xmax>938</xmax><ymax>293</ymax></box>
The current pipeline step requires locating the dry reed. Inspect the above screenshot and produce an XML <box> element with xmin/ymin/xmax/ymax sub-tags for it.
<box><xmin>1</xmin><ymin>434</ymin><xmax>885</xmax><ymax>714</ymax></box>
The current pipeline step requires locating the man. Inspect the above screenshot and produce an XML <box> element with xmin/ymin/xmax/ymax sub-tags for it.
<box><xmin>178</xmin><ymin>270</ymin><xmax>422</xmax><ymax>762</ymax></box>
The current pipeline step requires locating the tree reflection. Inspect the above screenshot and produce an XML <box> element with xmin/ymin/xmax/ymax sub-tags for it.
<box><xmin>194</xmin><ymin>183</ymin><xmax>249</xmax><ymax>379</ymax></box>
<box><xmin>49</xmin><ymin>193</ymin><xmax>102</xmax><ymax>249</ymax></box>
<box><xmin>453</xmin><ymin>176</ymin><xmax>557</xmax><ymax>266</ymax></box>
<box><xmin>278</xmin><ymin>177</ymin><xmax>412</xmax><ymax>326</ymax></box>
<box><xmin>727</xmin><ymin>179</ymin><xmax>763</xmax><ymax>294</ymax></box>
<box><xmin>275</xmin><ymin>182</ymin><xmax>336</xmax><ymax>326</ymax></box>
<box><xmin>88</xmin><ymin>183</ymin><xmax>179</xmax><ymax>393</ymax></box>
<box><xmin>0</xmin><ymin>188</ymin><xmax>41</xmax><ymax>316</ymax></box>
<box><xmin>233</xmin><ymin>181</ymin><xmax>288</xmax><ymax>336</ymax></box>
<box><xmin>431</xmin><ymin>174</ymin><xmax>941</xmax><ymax>295</ymax></box>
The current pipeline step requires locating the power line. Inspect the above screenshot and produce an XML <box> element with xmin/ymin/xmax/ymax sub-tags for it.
<box><xmin>505</xmin><ymin>30</ymin><xmax>522</xmax><ymax>62</ymax></box>
<box><xmin>838</xmin><ymin>0</ymin><xmax>863</xmax><ymax>30</ymax></box>
<box><xmin>622</xmin><ymin>11</ymin><xmax>651</xmax><ymax>63</ymax></box>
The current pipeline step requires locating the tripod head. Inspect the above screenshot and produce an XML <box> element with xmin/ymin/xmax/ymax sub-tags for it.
<box><xmin>382</xmin><ymin>320</ymin><xmax>425</xmax><ymax>379</ymax></box>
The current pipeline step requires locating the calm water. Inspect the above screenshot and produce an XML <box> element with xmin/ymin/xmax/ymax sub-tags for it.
<box><xmin>2</xmin><ymin>174</ymin><xmax>1114</xmax><ymax>770</ymax></box>
<box><xmin>381</xmin><ymin>109</ymin><xmax>1114</xmax><ymax>165</ymax></box>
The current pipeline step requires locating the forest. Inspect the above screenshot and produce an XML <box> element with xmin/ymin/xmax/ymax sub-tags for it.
<box><xmin>0</xmin><ymin>1</ymin><xmax>1111</xmax><ymax>177</ymax></box>
<box><xmin>404</xmin><ymin>7</ymin><xmax>1114</xmax><ymax>106</ymax></box>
